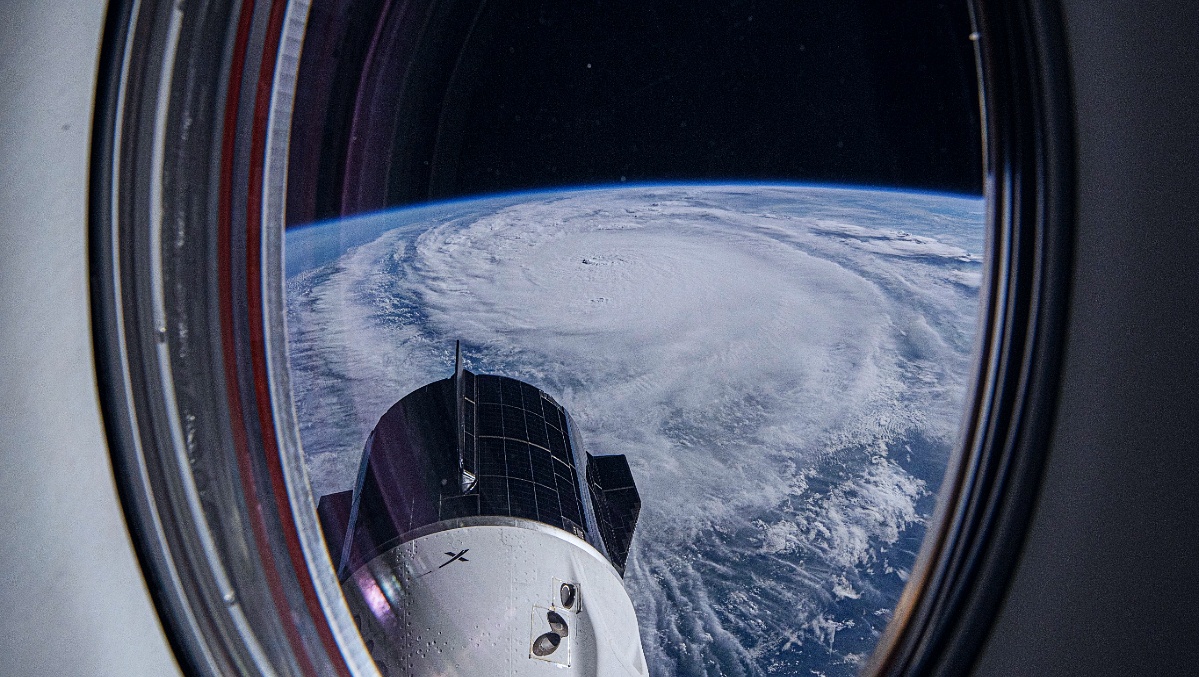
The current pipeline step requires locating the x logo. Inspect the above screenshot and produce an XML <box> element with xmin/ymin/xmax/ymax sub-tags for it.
<box><xmin>438</xmin><ymin>549</ymin><xmax>470</xmax><ymax>568</ymax></box>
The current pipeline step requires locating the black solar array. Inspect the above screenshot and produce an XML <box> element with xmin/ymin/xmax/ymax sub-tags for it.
<box><xmin>587</xmin><ymin>453</ymin><xmax>642</xmax><ymax>571</ymax></box>
<box><xmin>460</xmin><ymin>370</ymin><xmax>477</xmax><ymax>478</ymax></box>
<box><xmin>324</xmin><ymin>365</ymin><xmax>640</xmax><ymax>579</ymax></box>
<box><xmin>464</xmin><ymin>373</ymin><xmax>587</xmax><ymax>539</ymax></box>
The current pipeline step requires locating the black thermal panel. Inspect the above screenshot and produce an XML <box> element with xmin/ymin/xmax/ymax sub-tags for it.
<box><xmin>320</xmin><ymin>363</ymin><xmax>641</xmax><ymax>579</ymax></box>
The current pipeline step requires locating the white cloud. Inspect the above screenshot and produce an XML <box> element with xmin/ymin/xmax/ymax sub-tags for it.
<box><xmin>286</xmin><ymin>185</ymin><xmax>982</xmax><ymax>675</ymax></box>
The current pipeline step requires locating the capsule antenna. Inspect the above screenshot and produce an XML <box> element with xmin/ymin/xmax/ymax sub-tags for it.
<box><xmin>454</xmin><ymin>341</ymin><xmax>476</xmax><ymax>492</ymax></box>
<box><xmin>454</xmin><ymin>340</ymin><xmax>463</xmax><ymax>382</ymax></box>
<box><xmin>455</xmin><ymin>340</ymin><xmax>464</xmax><ymax>473</ymax></box>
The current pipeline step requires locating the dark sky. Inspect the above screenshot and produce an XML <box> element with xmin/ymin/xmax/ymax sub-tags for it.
<box><xmin>426</xmin><ymin>0</ymin><xmax>984</xmax><ymax>201</ymax></box>
<box><xmin>290</xmin><ymin>0</ymin><xmax>984</xmax><ymax>225</ymax></box>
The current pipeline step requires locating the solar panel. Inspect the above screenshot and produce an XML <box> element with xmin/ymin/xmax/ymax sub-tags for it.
<box><xmin>479</xmin><ymin>438</ymin><xmax>505</xmax><ymax>476</ymax></box>
<box><xmin>320</xmin><ymin>368</ymin><xmax>640</xmax><ymax>579</ymax></box>
<box><xmin>507</xmin><ymin>478</ymin><xmax>537</xmax><ymax>518</ymax></box>
<box><xmin>500</xmin><ymin>377</ymin><xmax>523</xmax><ymax>408</ymax></box>
<box><xmin>501</xmin><ymin>404</ymin><xmax>526</xmax><ymax>438</ymax></box>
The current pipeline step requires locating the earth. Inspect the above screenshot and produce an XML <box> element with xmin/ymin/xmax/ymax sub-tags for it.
<box><xmin>285</xmin><ymin>183</ymin><xmax>984</xmax><ymax>676</ymax></box>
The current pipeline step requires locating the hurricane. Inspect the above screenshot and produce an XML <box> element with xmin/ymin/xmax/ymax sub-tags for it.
<box><xmin>286</xmin><ymin>183</ymin><xmax>984</xmax><ymax>676</ymax></box>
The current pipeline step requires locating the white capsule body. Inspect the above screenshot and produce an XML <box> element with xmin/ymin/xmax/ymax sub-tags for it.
<box><xmin>343</xmin><ymin>517</ymin><xmax>647</xmax><ymax>676</ymax></box>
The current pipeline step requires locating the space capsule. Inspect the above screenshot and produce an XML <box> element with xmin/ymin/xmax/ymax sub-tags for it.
<box><xmin>317</xmin><ymin>345</ymin><xmax>646</xmax><ymax>674</ymax></box>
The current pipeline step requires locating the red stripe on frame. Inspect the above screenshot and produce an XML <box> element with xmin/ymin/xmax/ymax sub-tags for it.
<box><xmin>218</xmin><ymin>0</ymin><xmax>344</xmax><ymax>674</ymax></box>
<box><xmin>245</xmin><ymin>0</ymin><xmax>356</xmax><ymax>674</ymax></box>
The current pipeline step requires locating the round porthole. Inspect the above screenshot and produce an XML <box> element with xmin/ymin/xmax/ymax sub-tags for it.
<box><xmin>88</xmin><ymin>1</ymin><xmax>1072</xmax><ymax>675</ymax></box>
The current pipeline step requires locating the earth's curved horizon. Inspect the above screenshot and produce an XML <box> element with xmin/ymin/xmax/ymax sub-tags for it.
<box><xmin>285</xmin><ymin>182</ymin><xmax>984</xmax><ymax>676</ymax></box>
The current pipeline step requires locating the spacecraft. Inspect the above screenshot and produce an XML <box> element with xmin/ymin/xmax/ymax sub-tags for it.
<box><xmin>317</xmin><ymin>345</ymin><xmax>647</xmax><ymax>675</ymax></box>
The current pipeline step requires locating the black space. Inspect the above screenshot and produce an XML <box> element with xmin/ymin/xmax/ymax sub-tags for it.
<box><xmin>420</xmin><ymin>0</ymin><xmax>983</xmax><ymax>202</ymax></box>
<box><xmin>288</xmin><ymin>0</ymin><xmax>984</xmax><ymax>225</ymax></box>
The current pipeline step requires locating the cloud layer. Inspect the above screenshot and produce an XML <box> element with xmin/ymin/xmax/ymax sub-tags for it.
<box><xmin>286</xmin><ymin>184</ymin><xmax>984</xmax><ymax>675</ymax></box>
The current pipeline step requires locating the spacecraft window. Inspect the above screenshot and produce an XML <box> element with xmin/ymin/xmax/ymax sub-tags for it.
<box><xmin>280</xmin><ymin>1</ymin><xmax>990</xmax><ymax>674</ymax></box>
<box><xmin>89</xmin><ymin>0</ymin><xmax>1071</xmax><ymax>675</ymax></box>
